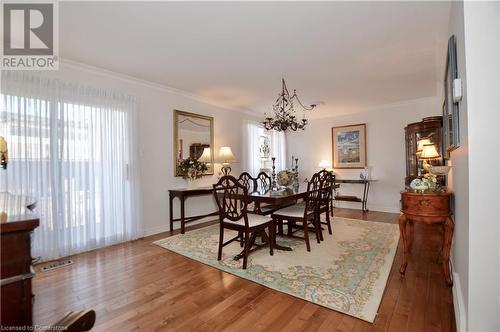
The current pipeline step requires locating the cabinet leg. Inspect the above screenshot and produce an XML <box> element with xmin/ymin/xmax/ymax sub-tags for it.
<box><xmin>399</xmin><ymin>214</ymin><xmax>408</xmax><ymax>275</ymax></box>
<box><xmin>442</xmin><ymin>217</ymin><xmax>454</xmax><ymax>286</ymax></box>
<box><xmin>408</xmin><ymin>220</ymin><xmax>414</xmax><ymax>252</ymax></box>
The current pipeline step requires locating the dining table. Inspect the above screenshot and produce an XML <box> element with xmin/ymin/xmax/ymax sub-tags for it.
<box><xmin>231</xmin><ymin>183</ymin><xmax>340</xmax><ymax>260</ymax></box>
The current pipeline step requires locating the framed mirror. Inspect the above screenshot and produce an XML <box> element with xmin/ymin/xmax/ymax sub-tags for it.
<box><xmin>443</xmin><ymin>35</ymin><xmax>460</xmax><ymax>159</ymax></box>
<box><xmin>174</xmin><ymin>110</ymin><xmax>214</xmax><ymax>176</ymax></box>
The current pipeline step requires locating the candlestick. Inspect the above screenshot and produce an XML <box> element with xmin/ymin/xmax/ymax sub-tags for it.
<box><xmin>271</xmin><ymin>157</ymin><xmax>277</xmax><ymax>189</ymax></box>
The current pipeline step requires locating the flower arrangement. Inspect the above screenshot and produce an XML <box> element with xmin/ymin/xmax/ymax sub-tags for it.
<box><xmin>410</xmin><ymin>173</ymin><xmax>440</xmax><ymax>192</ymax></box>
<box><xmin>277</xmin><ymin>170</ymin><xmax>297</xmax><ymax>187</ymax></box>
<box><xmin>177</xmin><ymin>158</ymin><xmax>208</xmax><ymax>180</ymax></box>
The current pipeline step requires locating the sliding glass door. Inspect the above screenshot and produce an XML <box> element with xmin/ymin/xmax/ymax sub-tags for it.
<box><xmin>1</xmin><ymin>72</ymin><xmax>140</xmax><ymax>261</ymax></box>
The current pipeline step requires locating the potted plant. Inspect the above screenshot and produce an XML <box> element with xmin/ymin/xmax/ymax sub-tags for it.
<box><xmin>177</xmin><ymin>158</ymin><xmax>208</xmax><ymax>188</ymax></box>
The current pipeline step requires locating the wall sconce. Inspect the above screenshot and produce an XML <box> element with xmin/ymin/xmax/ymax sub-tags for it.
<box><xmin>0</xmin><ymin>136</ymin><xmax>7</xmax><ymax>170</ymax></box>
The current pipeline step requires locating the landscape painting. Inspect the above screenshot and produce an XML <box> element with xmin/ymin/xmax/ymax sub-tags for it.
<box><xmin>332</xmin><ymin>124</ymin><xmax>367</xmax><ymax>168</ymax></box>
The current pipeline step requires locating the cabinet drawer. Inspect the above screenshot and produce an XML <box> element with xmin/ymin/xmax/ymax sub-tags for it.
<box><xmin>1</xmin><ymin>231</ymin><xmax>32</xmax><ymax>279</ymax></box>
<box><xmin>402</xmin><ymin>193</ymin><xmax>450</xmax><ymax>216</ymax></box>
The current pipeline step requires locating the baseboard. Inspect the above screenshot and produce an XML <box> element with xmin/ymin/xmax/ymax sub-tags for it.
<box><xmin>334</xmin><ymin>201</ymin><xmax>400</xmax><ymax>214</ymax></box>
<box><xmin>142</xmin><ymin>216</ymin><xmax>218</xmax><ymax>238</ymax></box>
<box><xmin>452</xmin><ymin>271</ymin><xmax>467</xmax><ymax>332</ymax></box>
<box><xmin>142</xmin><ymin>224</ymin><xmax>170</xmax><ymax>238</ymax></box>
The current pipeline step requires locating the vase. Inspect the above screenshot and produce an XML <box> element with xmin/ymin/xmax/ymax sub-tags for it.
<box><xmin>187</xmin><ymin>178</ymin><xmax>198</xmax><ymax>189</ymax></box>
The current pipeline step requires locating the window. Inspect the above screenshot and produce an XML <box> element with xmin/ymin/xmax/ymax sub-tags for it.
<box><xmin>0</xmin><ymin>72</ymin><xmax>140</xmax><ymax>261</ymax></box>
<box><xmin>244</xmin><ymin>122</ymin><xmax>286</xmax><ymax>176</ymax></box>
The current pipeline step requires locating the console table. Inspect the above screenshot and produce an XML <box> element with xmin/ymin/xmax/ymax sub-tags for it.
<box><xmin>399</xmin><ymin>190</ymin><xmax>454</xmax><ymax>286</ymax></box>
<box><xmin>169</xmin><ymin>187</ymin><xmax>219</xmax><ymax>234</ymax></box>
<box><xmin>334</xmin><ymin>179</ymin><xmax>376</xmax><ymax>212</ymax></box>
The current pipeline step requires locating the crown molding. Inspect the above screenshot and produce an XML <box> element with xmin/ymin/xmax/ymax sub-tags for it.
<box><xmin>59</xmin><ymin>58</ymin><xmax>260</xmax><ymax>118</ymax></box>
<box><xmin>309</xmin><ymin>95</ymin><xmax>442</xmax><ymax>120</ymax></box>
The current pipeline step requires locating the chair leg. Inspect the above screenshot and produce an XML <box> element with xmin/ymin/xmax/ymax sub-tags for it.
<box><xmin>243</xmin><ymin>230</ymin><xmax>252</xmax><ymax>269</ymax></box>
<box><xmin>277</xmin><ymin>218</ymin><xmax>283</xmax><ymax>235</ymax></box>
<box><xmin>238</xmin><ymin>230</ymin><xmax>244</xmax><ymax>247</ymax></box>
<box><xmin>326</xmin><ymin>208</ymin><xmax>333</xmax><ymax>235</ymax></box>
<box><xmin>303</xmin><ymin>221</ymin><xmax>311</xmax><ymax>252</ymax></box>
<box><xmin>218</xmin><ymin>226</ymin><xmax>224</xmax><ymax>261</ymax></box>
<box><xmin>315</xmin><ymin>214</ymin><xmax>322</xmax><ymax>243</ymax></box>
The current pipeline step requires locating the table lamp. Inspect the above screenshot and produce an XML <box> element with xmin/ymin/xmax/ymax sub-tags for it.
<box><xmin>416</xmin><ymin>138</ymin><xmax>431</xmax><ymax>155</ymax></box>
<box><xmin>219</xmin><ymin>146</ymin><xmax>236</xmax><ymax>175</ymax></box>
<box><xmin>420</xmin><ymin>143</ymin><xmax>440</xmax><ymax>172</ymax></box>
<box><xmin>198</xmin><ymin>147</ymin><xmax>211</xmax><ymax>163</ymax></box>
<box><xmin>0</xmin><ymin>136</ymin><xmax>8</xmax><ymax>170</ymax></box>
<box><xmin>318</xmin><ymin>160</ymin><xmax>331</xmax><ymax>170</ymax></box>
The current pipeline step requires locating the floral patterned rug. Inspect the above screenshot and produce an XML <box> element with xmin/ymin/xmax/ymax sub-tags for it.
<box><xmin>153</xmin><ymin>217</ymin><xmax>399</xmax><ymax>322</ymax></box>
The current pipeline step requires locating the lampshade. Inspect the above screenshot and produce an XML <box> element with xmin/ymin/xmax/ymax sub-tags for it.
<box><xmin>0</xmin><ymin>137</ymin><xmax>7</xmax><ymax>152</ymax></box>
<box><xmin>318</xmin><ymin>160</ymin><xmax>330</xmax><ymax>168</ymax></box>
<box><xmin>416</xmin><ymin>138</ymin><xmax>431</xmax><ymax>152</ymax></box>
<box><xmin>420</xmin><ymin>143</ymin><xmax>440</xmax><ymax>159</ymax></box>
<box><xmin>197</xmin><ymin>147</ymin><xmax>211</xmax><ymax>163</ymax></box>
<box><xmin>0</xmin><ymin>136</ymin><xmax>7</xmax><ymax>170</ymax></box>
<box><xmin>219</xmin><ymin>146</ymin><xmax>236</xmax><ymax>164</ymax></box>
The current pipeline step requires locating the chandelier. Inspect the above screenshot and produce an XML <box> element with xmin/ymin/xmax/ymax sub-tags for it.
<box><xmin>262</xmin><ymin>78</ymin><xmax>317</xmax><ymax>132</ymax></box>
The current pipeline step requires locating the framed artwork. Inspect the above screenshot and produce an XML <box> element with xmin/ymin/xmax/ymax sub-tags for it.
<box><xmin>332</xmin><ymin>123</ymin><xmax>367</xmax><ymax>169</ymax></box>
<box><xmin>443</xmin><ymin>35</ymin><xmax>460</xmax><ymax>158</ymax></box>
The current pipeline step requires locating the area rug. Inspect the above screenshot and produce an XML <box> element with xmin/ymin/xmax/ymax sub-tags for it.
<box><xmin>153</xmin><ymin>217</ymin><xmax>399</xmax><ymax>322</ymax></box>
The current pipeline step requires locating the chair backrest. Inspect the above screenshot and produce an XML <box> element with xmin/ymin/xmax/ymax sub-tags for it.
<box><xmin>213</xmin><ymin>175</ymin><xmax>249</xmax><ymax>227</ymax></box>
<box><xmin>237</xmin><ymin>172</ymin><xmax>256</xmax><ymax>192</ymax></box>
<box><xmin>256</xmin><ymin>172</ymin><xmax>272</xmax><ymax>191</ymax></box>
<box><xmin>304</xmin><ymin>172</ymin><xmax>323</xmax><ymax>217</ymax></box>
<box><xmin>318</xmin><ymin>169</ymin><xmax>335</xmax><ymax>205</ymax></box>
<box><xmin>52</xmin><ymin>310</ymin><xmax>96</xmax><ymax>332</ymax></box>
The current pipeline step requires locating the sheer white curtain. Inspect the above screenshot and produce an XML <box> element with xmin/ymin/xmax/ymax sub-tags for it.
<box><xmin>0</xmin><ymin>71</ymin><xmax>141</xmax><ymax>261</ymax></box>
<box><xmin>243</xmin><ymin>121</ymin><xmax>287</xmax><ymax>175</ymax></box>
<box><xmin>270</xmin><ymin>130</ymin><xmax>286</xmax><ymax>170</ymax></box>
<box><xmin>244</xmin><ymin>121</ymin><xmax>262</xmax><ymax>176</ymax></box>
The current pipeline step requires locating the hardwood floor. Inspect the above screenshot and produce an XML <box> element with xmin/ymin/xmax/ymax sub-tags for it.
<box><xmin>32</xmin><ymin>208</ymin><xmax>455</xmax><ymax>331</ymax></box>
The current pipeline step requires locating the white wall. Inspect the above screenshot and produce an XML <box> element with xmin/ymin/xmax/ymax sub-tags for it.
<box><xmin>286</xmin><ymin>97</ymin><xmax>441</xmax><ymax>213</ymax></box>
<box><xmin>447</xmin><ymin>2</ymin><xmax>470</xmax><ymax>330</ymax></box>
<box><xmin>463</xmin><ymin>2</ymin><xmax>500</xmax><ymax>331</ymax></box>
<box><xmin>443</xmin><ymin>1</ymin><xmax>469</xmax><ymax>331</ymax></box>
<box><xmin>41</xmin><ymin>60</ymin><xmax>260</xmax><ymax>236</ymax></box>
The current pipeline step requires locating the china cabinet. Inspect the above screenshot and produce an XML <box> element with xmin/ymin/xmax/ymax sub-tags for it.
<box><xmin>404</xmin><ymin>116</ymin><xmax>443</xmax><ymax>185</ymax></box>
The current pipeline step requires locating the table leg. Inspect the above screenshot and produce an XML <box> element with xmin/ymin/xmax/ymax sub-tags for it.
<box><xmin>362</xmin><ymin>181</ymin><xmax>371</xmax><ymax>212</ymax></box>
<box><xmin>233</xmin><ymin>229</ymin><xmax>292</xmax><ymax>261</ymax></box>
<box><xmin>169</xmin><ymin>193</ymin><xmax>174</xmax><ymax>232</ymax></box>
<box><xmin>443</xmin><ymin>216</ymin><xmax>454</xmax><ymax>286</ymax></box>
<box><xmin>399</xmin><ymin>213</ymin><xmax>409</xmax><ymax>275</ymax></box>
<box><xmin>180</xmin><ymin>197</ymin><xmax>186</xmax><ymax>234</ymax></box>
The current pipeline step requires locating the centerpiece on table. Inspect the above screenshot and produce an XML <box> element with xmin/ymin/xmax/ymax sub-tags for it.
<box><xmin>177</xmin><ymin>158</ymin><xmax>208</xmax><ymax>189</ymax></box>
<box><xmin>409</xmin><ymin>173</ymin><xmax>441</xmax><ymax>193</ymax></box>
<box><xmin>277</xmin><ymin>170</ymin><xmax>298</xmax><ymax>188</ymax></box>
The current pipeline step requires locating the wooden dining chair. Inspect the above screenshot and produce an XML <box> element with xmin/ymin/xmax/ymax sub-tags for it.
<box><xmin>256</xmin><ymin>171</ymin><xmax>271</xmax><ymax>191</ymax></box>
<box><xmin>238</xmin><ymin>172</ymin><xmax>257</xmax><ymax>192</ymax></box>
<box><xmin>317</xmin><ymin>169</ymin><xmax>335</xmax><ymax>240</ymax></box>
<box><xmin>51</xmin><ymin>310</ymin><xmax>96</xmax><ymax>332</ymax></box>
<box><xmin>271</xmin><ymin>173</ymin><xmax>323</xmax><ymax>252</ymax></box>
<box><xmin>213</xmin><ymin>176</ymin><xmax>275</xmax><ymax>269</ymax></box>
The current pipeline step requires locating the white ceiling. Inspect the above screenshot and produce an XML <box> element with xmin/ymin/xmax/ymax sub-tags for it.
<box><xmin>60</xmin><ymin>1</ymin><xmax>450</xmax><ymax>117</ymax></box>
